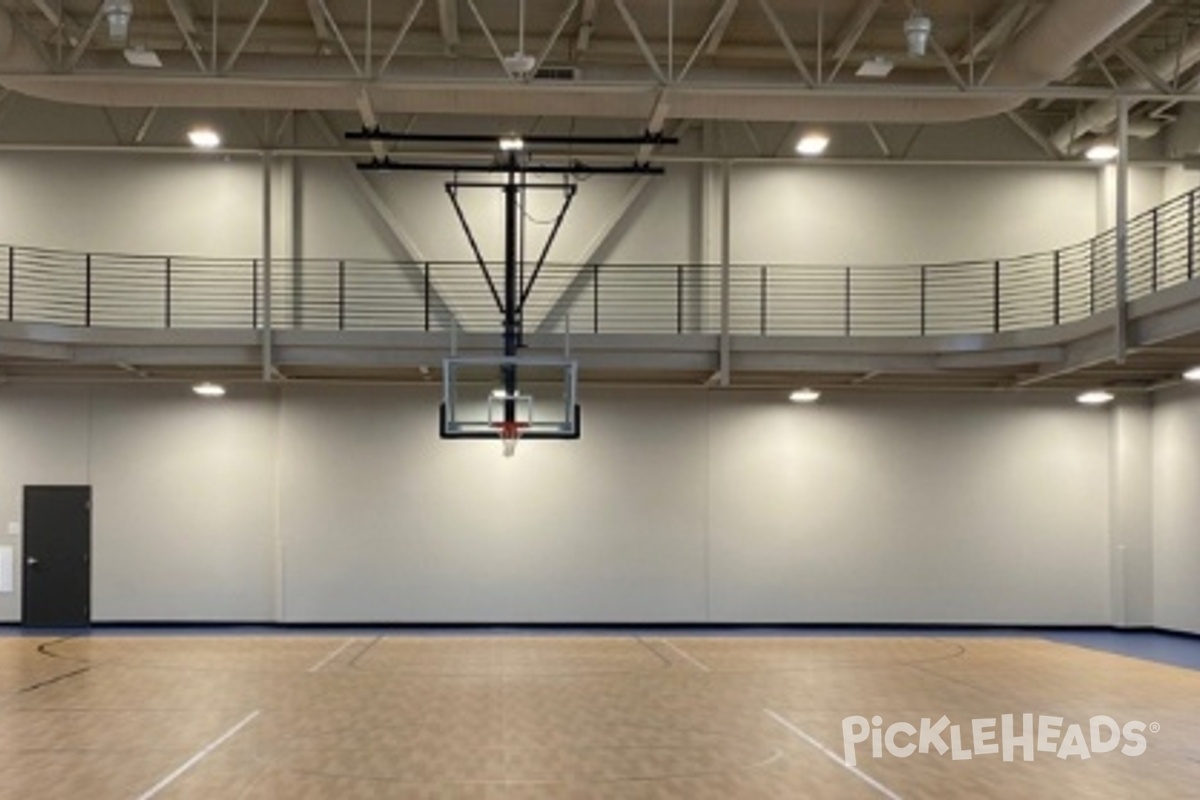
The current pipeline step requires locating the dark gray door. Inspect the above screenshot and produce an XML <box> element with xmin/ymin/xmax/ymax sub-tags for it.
<box><xmin>22</xmin><ymin>486</ymin><xmax>91</xmax><ymax>627</ymax></box>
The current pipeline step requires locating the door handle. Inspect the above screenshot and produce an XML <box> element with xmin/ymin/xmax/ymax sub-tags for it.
<box><xmin>25</xmin><ymin>556</ymin><xmax>38</xmax><ymax>567</ymax></box>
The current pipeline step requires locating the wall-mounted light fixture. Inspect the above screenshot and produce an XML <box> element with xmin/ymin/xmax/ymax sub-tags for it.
<box><xmin>192</xmin><ymin>382</ymin><xmax>226</xmax><ymax>398</ymax></box>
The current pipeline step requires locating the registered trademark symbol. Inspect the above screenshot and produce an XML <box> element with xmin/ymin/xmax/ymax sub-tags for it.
<box><xmin>1149</xmin><ymin>722</ymin><xmax>1161</xmax><ymax>734</ymax></box>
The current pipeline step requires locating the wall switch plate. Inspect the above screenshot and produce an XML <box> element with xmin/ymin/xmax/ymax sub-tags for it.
<box><xmin>6</xmin><ymin>522</ymin><xmax>18</xmax><ymax>536</ymax></box>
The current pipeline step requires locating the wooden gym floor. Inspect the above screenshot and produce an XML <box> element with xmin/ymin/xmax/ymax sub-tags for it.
<box><xmin>0</xmin><ymin>633</ymin><xmax>1197</xmax><ymax>799</ymax></box>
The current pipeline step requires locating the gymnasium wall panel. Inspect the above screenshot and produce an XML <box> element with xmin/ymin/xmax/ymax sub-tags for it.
<box><xmin>86</xmin><ymin>384</ymin><xmax>280</xmax><ymax>621</ymax></box>
<box><xmin>0</xmin><ymin>385</ymin><xmax>91</xmax><ymax>622</ymax></box>
<box><xmin>275</xmin><ymin>385</ymin><xmax>709</xmax><ymax>623</ymax></box>
<box><xmin>706</xmin><ymin>392</ymin><xmax>1112</xmax><ymax>624</ymax></box>
<box><xmin>1151</xmin><ymin>385</ymin><xmax>1200</xmax><ymax>635</ymax></box>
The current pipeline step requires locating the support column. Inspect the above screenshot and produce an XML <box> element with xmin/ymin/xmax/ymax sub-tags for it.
<box><xmin>718</xmin><ymin>159</ymin><xmax>731</xmax><ymax>386</ymax></box>
<box><xmin>262</xmin><ymin>152</ymin><xmax>274</xmax><ymax>381</ymax></box>
<box><xmin>1109</xmin><ymin>396</ymin><xmax>1153</xmax><ymax>627</ymax></box>
<box><xmin>1115</xmin><ymin>98</ymin><xmax>1129</xmax><ymax>363</ymax></box>
<box><xmin>503</xmin><ymin>158</ymin><xmax>519</xmax><ymax>422</ymax></box>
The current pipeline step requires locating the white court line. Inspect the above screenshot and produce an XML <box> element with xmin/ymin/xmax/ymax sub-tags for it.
<box><xmin>307</xmin><ymin>638</ymin><xmax>356</xmax><ymax>673</ymax></box>
<box><xmin>136</xmin><ymin>710</ymin><xmax>260</xmax><ymax>800</ymax></box>
<box><xmin>764</xmin><ymin>709</ymin><xmax>902</xmax><ymax>800</ymax></box>
<box><xmin>657</xmin><ymin>638</ymin><xmax>711</xmax><ymax>672</ymax></box>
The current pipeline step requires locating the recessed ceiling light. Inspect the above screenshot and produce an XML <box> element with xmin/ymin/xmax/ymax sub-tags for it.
<box><xmin>192</xmin><ymin>381</ymin><xmax>226</xmax><ymax>398</ymax></box>
<box><xmin>1076</xmin><ymin>389</ymin><xmax>1114</xmax><ymax>406</ymax></box>
<box><xmin>1085</xmin><ymin>143</ymin><xmax>1119</xmax><ymax>162</ymax></box>
<box><xmin>187</xmin><ymin>127</ymin><xmax>221</xmax><ymax>149</ymax></box>
<box><xmin>789</xmin><ymin>388</ymin><xmax>821</xmax><ymax>403</ymax></box>
<box><xmin>795</xmin><ymin>133</ymin><xmax>830</xmax><ymax>157</ymax></box>
<box><xmin>1184</xmin><ymin>366</ymin><xmax>1200</xmax><ymax>382</ymax></box>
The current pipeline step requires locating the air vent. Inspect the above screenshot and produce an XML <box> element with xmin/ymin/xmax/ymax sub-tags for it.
<box><xmin>533</xmin><ymin>65</ymin><xmax>581</xmax><ymax>81</ymax></box>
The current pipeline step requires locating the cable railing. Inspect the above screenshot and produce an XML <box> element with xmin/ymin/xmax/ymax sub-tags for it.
<box><xmin>2</xmin><ymin>187</ymin><xmax>1199</xmax><ymax>339</ymax></box>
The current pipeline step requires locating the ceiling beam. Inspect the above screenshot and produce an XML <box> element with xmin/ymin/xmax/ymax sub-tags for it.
<box><xmin>574</xmin><ymin>0</ymin><xmax>597</xmax><ymax>57</ymax></box>
<box><xmin>464</xmin><ymin>0</ymin><xmax>513</xmax><ymax>76</ymax></box>
<box><xmin>223</xmin><ymin>0</ymin><xmax>273</xmax><ymax>73</ymax></box>
<box><xmin>704</xmin><ymin>0</ymin><xmax>740</xmax><ymax>56</ymax></box>
<box><xmin>866</xmin><ymin>123</ymin><xmax>892</xmax><ymax>158</ymax></box>
<box><xmin>756</xmin><ymin>0</ymin><xmax>815</xmax><ymax>88</ymax></box>
<box><xmin>306</xmin><ymin>0</ymin><xmax>334</xmax><ymax>53</ymax></box>
<box><xmin>29</xmin><ymin>0</ymin><xmax>85</xmax><ymax>48</ymax></box>
<box><xmin>1114</xmin><ymin>44</ymin><xmax>1175</xmax><ymax>96</ymax></box>
<box><xmin>613</xmin><ymin>0</ymin><xmax>667</xmax><ymax>84</ymax></box>
<box><xmin>636</xmin><ymin>92</ymin><xmax>672</xmax><ymax>161</ymax></box>
<box><xmin>533</xmin><ymin>0</ymin><xmax>580</xmax><ymax>77</ymax></box>
<box><xmin>378</xmin><ymin>0</ymin><xmax>427</xmax><ymax>75</ymax></box>
<box><xmin>165</xmin><ymin>0</ymin><xmax>208</xmax><ymax>72</ymax></box>
<box><xmin>929</xmin><ymin>34</ymin><xmax>969</xmax><ymax>91</ymax></box>
<box><xmin>65</xmin><ymin>4</ymin><xmax>107</xmax><ymax>73</ymax></box>
<box><xmin>614</xmin><ymin>0</ymin><xmax>672</xmax><ymax>84</ymax></box>
<box><xmin>355</xmin><ymin>90</ymin><xmax>388</xmax><ymax>160</ymax></box>
<box><xmin>960</xmin><ymin>0</ymin><xmax>1029</xmax><ymax>64</ymax></box>
<box><xmin>679</xmin><ymin>0</ymin><xmax>739</xmax><ymax>82</ymax></box>
<box><xmin>829</xmin><ymin>0</ymin><xmax>881</xmax><ymax>82</ymax></box>
<box><xmin>1005</xmin><ymin>111</ymin><xmax>1063</xmax><ymax>159</ymax></box>
<box><xmin>437</xmin><ymin>0</ymin><xmax>459</xmax><ymax>53</ymax></box>
<box><xmin>310</xmin><ymin>0</ymin><xmax>363</xmax><ymax>75</ymax></box>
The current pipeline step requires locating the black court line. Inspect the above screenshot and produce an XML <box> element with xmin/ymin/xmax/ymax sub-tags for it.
<box><xmin>17</xmin><ymin>665</ymin><xmax>90</xmax><ymax>694</ymax></box>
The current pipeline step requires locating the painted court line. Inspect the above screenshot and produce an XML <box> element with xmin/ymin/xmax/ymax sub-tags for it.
<box><xmin>657</xmin><ymin>638</ymin><xmax>711</xmax><ymax>672</ymax></box>
<box><xmin>135</xmin><ymin>710</ymin><xmax>260</xmax><ymax>800</ymax></box>
<box><xmin>307</xmin><ymin>638</ymin><xmax>356</xmax><ymax>673</ymax></box>
<box><xmin>764</xmin><ymin>709</ymin><xmax>902</xmax><ymax>800</ymax></box>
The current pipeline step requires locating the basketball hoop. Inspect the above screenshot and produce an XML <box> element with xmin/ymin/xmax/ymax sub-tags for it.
<box><xmin>495</xmin><ymin>420</ymin><xmax>528</xmax><ymax>458</ymax></box>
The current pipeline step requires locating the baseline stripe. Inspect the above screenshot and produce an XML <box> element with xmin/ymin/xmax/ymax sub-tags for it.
<box><xmin>658</xmin><ymin>638</ymin><xmax>711</xmax><ymax>672</ymax></box>
<box><xmin>136</xmin><ymin>710</ymin><xmax>260</xmax><ymax>800</ymax></box>
<box><xmin>764</xmin><ymin>709</ymin><xmax>902</xmax><ymax>800</ymax></box>
<box><xmin>307</xmin><ymin>638</ymin><xmax>356</xmax><ymax>673</ymax></box>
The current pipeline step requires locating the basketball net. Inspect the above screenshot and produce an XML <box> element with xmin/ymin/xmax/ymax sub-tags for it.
<box><xmin>498</xmin><ymin>421</ymin><xmax>526</xmax><ymax>458</ymax></box>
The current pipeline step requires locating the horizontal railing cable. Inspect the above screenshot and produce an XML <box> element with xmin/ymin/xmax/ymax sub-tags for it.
<box><xmin>3</xmin><ymin>187</ymin><xmax>1200</xmax><ymax>339</ymax></box>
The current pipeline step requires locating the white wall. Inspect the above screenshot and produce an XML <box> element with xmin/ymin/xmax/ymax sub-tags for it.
<box><xmin>732</xmin><ymin>165</ymin><xmax>1102</xmax><ymax>265</ymax></box>
<box><xmin>707</xmin><ymin>392</ymin><xmax>1111</xmax><ymax>623</ymax></box>
<box><xmin>0</xmin><ymin>153</ymin><xmax>1179</xmax><ymax>270</ymax></box>
<box><xmin>1</xmin><ymin>152</ymin><xmax>1186</xmax><ymax>337</ymax></box>
<box><xmin>0</xmin><ymin>383</ymin><xmax>1122</xmax><ymax>624</ymax></box>
<box><xmin>0</xmin><ymin>385</ymin><xmax>91</xmax><ymax>622</ymax></box>
<box><xmin>1151</xmin><ymin>384</ymin><xmax>1200</xmax><ymax>635</ymax></box>
<box><xmin>0</xmin><ymin>153</ymin><xmax>262</xmax><ymax>256</ymax></box>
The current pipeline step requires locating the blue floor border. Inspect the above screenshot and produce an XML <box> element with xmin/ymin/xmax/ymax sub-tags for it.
<box><xmin>3</xmin><ymin>622</ymin><xmax>1200</xmax><ymax>672</ymax></box>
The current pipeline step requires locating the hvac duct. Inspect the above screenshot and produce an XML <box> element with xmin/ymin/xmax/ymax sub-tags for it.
<box><xmin>1050</xmin><ymin>26</ymin><xmax>1200</xmax><ymax>153</ymax></box>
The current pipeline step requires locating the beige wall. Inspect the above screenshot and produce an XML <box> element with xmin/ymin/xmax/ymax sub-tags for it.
<box><xmin>1152</xmin><ymin>385</ymin><xmax>1200</xmax><ymax>635</ymax></box>
<box><xmin>0</xmin><ymin>382</ymin><xmax>1121</xmax><ymax>624</ymax></box>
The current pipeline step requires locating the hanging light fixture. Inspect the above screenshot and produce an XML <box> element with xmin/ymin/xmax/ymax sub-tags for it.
<box><xmin>103</xmin><ymin>0</ymin><xmax>133</xmax><ymax>44</ymax></box>
<box><xmin>905</xmin><ymin>9</ymin><xmax>933</xmax><ymax>57</ymax></box>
